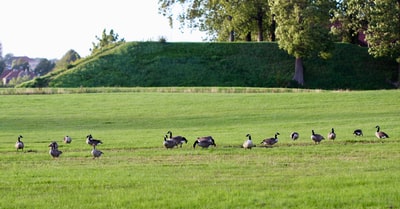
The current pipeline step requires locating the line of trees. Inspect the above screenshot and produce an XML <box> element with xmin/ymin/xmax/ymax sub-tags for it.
<box><xmin>159</xmin><ymin>0</ymin><xmax>400</xmax><ymax>86</ymax></box>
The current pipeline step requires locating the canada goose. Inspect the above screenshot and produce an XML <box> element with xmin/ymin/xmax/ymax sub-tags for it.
<box><xmin>63</xmin><ymin>135</ymin><xmax>72</xmax><ymax>144</ymax></box>
<box><xmin>328</xmin><ymin>128</ymin><xmax>336</xmax><ymax>140</ymax></box>
<box><xmin>163</xmin><ymin>135</ymin><xmax>177</xmax><ymax>149</ymax></box>
<box><xmin>290</xmin><ymin>132</ymin><xmax>299</xmax><ymax>140</ymax></box>
<box><xmin>86</xmin><ymin>134</ymin><xmax>103</xmax><ymax>147</ymax></box>
<box><xmin>91</xmin><ymin>148</ymin><xmax>104</xmax><ymax>159</ymax></box>
<box><xmin>193</xmin><ymin>136</ymin><xmax>216</xmax><ymax>148</ymax></box>
<box><xmin>311</xmin><ymin>130</ymin><xmax>324</xmax><ymax>144</ymax></box>
<box><xmin>15</xmin><ymin>135</ymin><xmax>24</xmax><ymax>151</ymax></box>
<box><xmin>353</xmin><ymin>129</ymin><xmax>363</xmax><ymax>136</ymax></box>
<box><xmin>261</xmin><ymin>132</ymin><xmax>279</xmax><ymax>147</ymax></box>
<box><xmin>242</xmin><ymin>134</ymin><xmax>255</xmax><ymax>149</ymax></box>
<box><xmin>48</xmin><ymin>142</ymin><xmax>62</xmax><ymax>158</ymax></box>
<box><xmin>375</xmin><ymin>125</ymin><xmax>389</xmax><ymax>139</ymax></box>
<box><xmin>167</xmin><ymin>131</ymin><xmax>188</xmax><ymax>148</ymax></box>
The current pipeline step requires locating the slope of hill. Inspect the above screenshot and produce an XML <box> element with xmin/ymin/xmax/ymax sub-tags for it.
<box><xmin>20</xmin><ymin>42</ymin><xmax>397</xmax><ymax>89</ymax></box>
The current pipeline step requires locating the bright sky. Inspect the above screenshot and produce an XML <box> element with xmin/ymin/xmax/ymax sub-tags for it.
<box><xmin>0</xmin><ymin>0</ymin><xmax>205</xmax><ymax>59</ymax></box>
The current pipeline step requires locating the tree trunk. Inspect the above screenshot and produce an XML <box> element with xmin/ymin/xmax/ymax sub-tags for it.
<box><xmin>229</xmin><ymin>30</ymin><xmax>235</xmax><ymax>42</ymax></box>
<box><xmin>397</xmin><ymin>62</ymin><xmax>400</xmax><ymax>88</ymax></box>
<box><xmin>245</xmin><ymin>32</ymin><xmax>252</xmax><ymax>42</ymax></box>
<box><xmin>257</xmin><ymin>12</ymin><xmax>264</xmax><ymax>41</ymax></box>
<box><xmin>270</xmin><ymin>14</ymin><xmax>276</xmax><ymax>42</ymax></box>
<box><xmin>293</xmin><ymin>57</ymin><xmax>304</xmax><ymax>85</ymax></box>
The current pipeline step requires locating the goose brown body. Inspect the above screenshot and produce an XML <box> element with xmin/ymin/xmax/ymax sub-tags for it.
<box><xmin>48</xmin><ymin>142</ymin><xmax>62</xmax><ymax>158</ymax></box>
<box><xmin>261</xmin><ymin>132</ymin><xmax>279</xmax><ymax>147</ymax></box>
<box><xmin>167</xmin><ymin>131</ymin><xmax>188</xmax><ymax>148</ymax></box>
<box><xmin>91</xmin><ymin>148</ymin><xmax>104</xmax><ymax>159</ymax></box>
<box><xmin>353</xmin><ymin>129</ymin><xmax>363</xmax><ymax>136</ymax></box>
<box><xmin>375</xmin><ymin>126</ymin><xmax>389</xmax><ymax>139</ymax></box>
<box><xmin>15</xmin><ymin>135</ymin><xmax>24</xmax><ymax>151</ymax></box>
<box><xmin>290</xmin><ymin>132</ymin><xmax>299</xmax><ymax>140</ymax></box>
<box><xmin>243</xmin><ymin>134</ymin><xmax>255</xmax><ymax>149</ymax></box>
<box><xmin>193</xmin><ymin>136</ymin><xmax>216</xmax><ymax>148</ymax></box>
<box><xmin>311</xmin><ymin>130</ymin><xmax>324</xmax><ymax>144</ymax></box>
<box><xmin>86</xmin><ymin>134</ymin><xmax>103</xmax><ymax>147</ymax></box>
<box><xmin>63</xmin><ymin>135</ymin><xmax>72</xmax><ymax>144</ymax></box>
<box><xmin>328</xmin><ymin>128</ymin><xmax>336</xmax><ymax>140</ymax></box>
<box><xmin>163</xmin><ymin>135</ymin><xmax>178</xmax><ymax>149</ymax></box>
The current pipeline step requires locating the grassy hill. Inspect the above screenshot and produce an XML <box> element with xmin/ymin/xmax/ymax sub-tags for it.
<box><xmin>20</xmin><ymin>42</ymin><xmax>397</xmax><ymax>89</ymax></box>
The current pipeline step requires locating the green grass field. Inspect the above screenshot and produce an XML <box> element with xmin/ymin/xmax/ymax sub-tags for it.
<box><xmin>0</xmin><ymin>88</ymin><xmax>399</xmax><ymax>208</ymax></box>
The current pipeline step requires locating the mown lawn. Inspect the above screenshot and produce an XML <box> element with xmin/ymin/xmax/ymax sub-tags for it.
<box><xmin>0</xmin><ymin>88</ymin><xmax>399</xmax><ymax>208</ymax></box>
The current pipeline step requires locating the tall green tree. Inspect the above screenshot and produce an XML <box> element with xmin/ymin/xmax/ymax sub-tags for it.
<box><xmin>56</xmin><ymin>49</ymin><xmax>81</xmax><ymax>69</ymax></box>
<box><xmin>34</xmin><ymin>58</ymin><xmax>55</xmax><ymax>76</ymax></box>
<box><xmin>272</xmin><ymin>0</ymin><xmax>335</xmax><ymax>85</ymax></box>
<box><xmin>331</xmin><ymin>0</ymin><xmax>369</xmax><ymax>45</ymax></box>
<box><xmin>158</xmin><ymin>0</ymin><xmax>275</xmax><ymax>42</ymax></box>
<box><xmin>91</xmin><ymin>29</ymin><xmax>125</xmax><ymax>54</ymax></box>
<box><xmin>365</xmin><ymin>0</ymin><xmax>400</xmax><ymax>86</ymax></box>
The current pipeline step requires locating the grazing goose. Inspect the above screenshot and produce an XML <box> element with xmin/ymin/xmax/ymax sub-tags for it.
<box><xmin>311</xmin><ymin>130</ymin><xmax>324</xmax><ymax>144</ymax></box>
<box><xmin>353</xmin><ymin>129</ymin><xmax>363</xmax><ymax>136</ymax></box>
<box><xmin>63</xmin><ymin>135</ymin><xmax>72</xmax><ymax>144</ymax></box>
<box><xmin>327</xmin><ymin>128</ymin><xmax>336</xmax><ymax>140</ymax></box>
<box><xmin>290</xmin><ymin>132</ymin><xmax>299</xmax><ymax>140</ymax></box>
<box><xmin>91</xmin><ymin>148</ymin><xmax>104</xmax><ymax>159</ymax></box>
<box><xmin>242</xmin><ymin>134</ymin><xmax>255</xmax><ymax>149</ymax></box>
<box><xmin>86</xmin><ymin>134</ymin><xmax>103</xmax><ymax>147</ymax></box>
<box><xmin>163</xmin><ymin>135</ymin><xmax>178</xmax><ymax>149</ymax></box>
<box><xmin>48</xmin><ymin>142</ymin><xmax>62</xmax><ymax>158</ymax></box>
<box><xmin>15</xmin><ymin>135</ymin><xmax>24</xmax><ymax>151</ymax></box>
<box><xmin>375</xmin><ymin>125</ymin><xmax>389</xmax><ymax>139</ymax></box>
<box><xmin>193</xmin><ymin>136</ymin><xmax>216</xmax><ymax>148</ymax></box>
<box><xmin>167</xmin><ymin>131</ymin><xmax>188</xmax><ymax>148</ymax></box>
<box><xmin>261</xmin><ymin>132</ymin><xmax>279</xmax><ymax>147</ymax></box>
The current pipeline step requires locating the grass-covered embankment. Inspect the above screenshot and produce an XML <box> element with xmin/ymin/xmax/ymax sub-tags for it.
<box><xmin>21</xmin><ymin>42</ymin><xmax>397</xmax><ymax>89</ymax></box>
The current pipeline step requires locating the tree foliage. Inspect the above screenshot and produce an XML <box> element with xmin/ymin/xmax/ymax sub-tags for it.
<box><xmin>158</xmin><ymin>0</ymin><xmax>275</xmax><ymax>41</ymax></box>
<box><xmin>56</xmin><ymin>49</ymin><xmax>81</xmax><ymax>69</ymax></box>
<box><xmin>34</xmin><ymin>59</ymin><xmax>55</xmax><ymax>76</ymax></box>
<box><xmin>366</xmin><ymin>0</ymin><xmax>400</xmax><ymax>63</ymax></box>
<box><xmin>91</xmin><ymin>29</ymin><xmax>125</xmax><ymax>54</ymax></box>
<box><xmin>271</xmin><ymin>0</ymin><xmax>335</xmax><ymax>85</ymax></box>
<box><xmin>331</xmin><ymin>0</ymin><xmax>370</xmax><ymax>44</ymax></box>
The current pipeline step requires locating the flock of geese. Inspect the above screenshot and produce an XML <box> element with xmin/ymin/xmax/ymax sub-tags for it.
<box><xmin>13</xmin><ymin>126</ymin><xmax>390</xmax><ymax>157</ymax></box>
<box><xmin>164</xmin><ymin>125</ymin><xmax>390</xmax><ymax>149</ymax></box>
<box><xmin>14</xmin><ymin>134</ymin><xmax>104</xmax><ymax>159</ymax></box>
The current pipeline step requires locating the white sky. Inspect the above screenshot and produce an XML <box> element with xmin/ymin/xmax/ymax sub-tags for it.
<box><xmin>0</xmin><ymin>0</ymin><xmax>205</xmax><ymax>59</ymax></box>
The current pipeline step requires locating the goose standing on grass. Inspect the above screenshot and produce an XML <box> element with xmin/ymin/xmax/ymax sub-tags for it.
<box><xmin>328</xmin><ymin>128</ymin><xmax>336</xmax><ymax>140</ymax></box>
<box><xmin>167</xmin><ymin>131</ymin><xmax>188</xmax><ymax>148</ymax></box>
<box><xmin>193</xmin><ymin>136</ymin><xmax>216</xmax><ymax>148</ymax></box>
<box><xmin>353</xmin><ymin>129</ymin><xmax>363</xmax><ymax>136</ymax></box>
<box><xmin>261</xmin><ymin>132</ymin><xmax>279</xmax><ymax>147</ymax></box>
<box><xmin>242</xmin><ymin>134</ymin><xmax>255</xmax><ymax>149</ymax></box>
<box><xmin>15</xmin><ymin>135</ymin><xmax>24</xmax><ymax>151</ymax></box>
<box><xmin>91</xmin><ymin>148</ymin><xmax>104</xmax><ymax>159</ymax></box>
<box><xmin>63</xmin><ymin>135</ymin><xmax>72</xmax><ymax>144</ymax></box>
<box><xmin>163</xmin><ymin>135</ymin><xmax>177</xmax><ymax>149</ymax></box>
<box><xmin>290</xmin><ymin>132</ymin><xmax>299</xmax><ymax>140</ymax></box>
<box><xmin>86</xmin><ymin>134</ymin><xmax>103</xmax><ymax>147</ymax></box>
<box><xmin>311</xmin><ymin>130</ymin><xmax>324</xmax><ymax>144</ymax></box>
<box><xmin>48</xmin><ymin>141</ymin><xmax>62</xmax><ymax>158</ymax></box>
<box><xmin>375</xmin><ymin>125</ymin><xmax>389</xmax><ymax>139</ymax></box>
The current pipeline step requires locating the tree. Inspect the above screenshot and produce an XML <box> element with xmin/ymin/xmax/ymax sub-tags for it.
<box><xmin>34</xmin><ymin>58</ymin><xmax>55</xmax><ymax>76</ymax></box>
<box><xmin>331</xmin><ymin>0</ymin><xmax>369</xmax><ymax>45</ymax></box>
<box><xmin>158</xmin><ymin>0</ymin><xmax>275</xmax><ymax>42</ymax></box>
<box><xmin>11</xmin><ymin>58</ymin><xmax>30</xmax><ymax>70</ymax></box>
<box><xmin>365</xmin><ymin>0</ymin><xmax>400</xmax><ymax>86</ymax></box>
<box><xmin>56</xmin><ymin>49</ymin><xmax>81</xmax><ymax>69</ymax></box>
<box><xmin>271</xmin><ymin>0</ymin><xmax>335</xmax><ymax>85</ymax></box>
<box><xmin>90</xmin><ymin>29</ymin><xmax>125</xmax><ymax>54</ymax></box>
